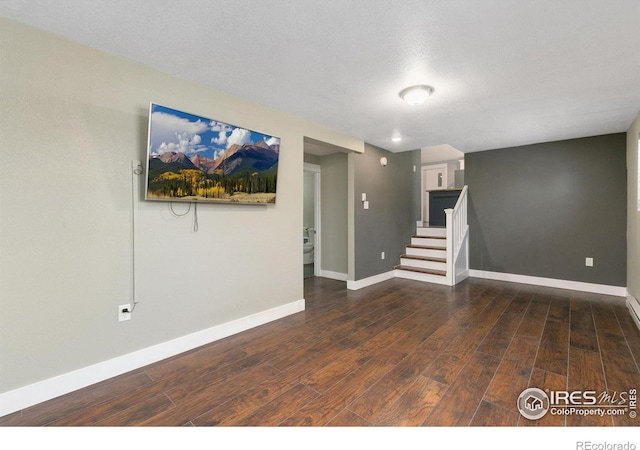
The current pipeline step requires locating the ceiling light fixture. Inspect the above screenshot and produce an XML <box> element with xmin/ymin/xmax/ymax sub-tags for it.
<box><xmin>399</xmin><ymin>85</ymin><xmax>434</xmax><ymax>106</ymax></box>
<box><xmin>391</xmin><ymin>137</ymin><xmax>402</xmax><ymax>142</ymax></box>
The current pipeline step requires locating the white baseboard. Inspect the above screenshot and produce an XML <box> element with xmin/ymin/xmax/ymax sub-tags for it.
<box><xmin>469</xmin><ymin>269</ymin><xmax>627</xmax><ymax>297</ymax></box>
<box><xmin>454</xmin><ymin>269</ymin><xmax>470</xmax><ymax>285</ymax></box>
<box><xmin>319</xmin><ymin>269</ymin><xmax>348</xmax><ymax>281</ymax></box>
<box><xmin>0</xmin><ymin>299</ymin><xmax>305</xmax><ymax>418</ymax></box>
<box><xmin>627</xmin><ymin>293</ymin><xmax>640</xmax><ymax>331</ymax></box>
<box><xmin>347</xmin><ymin>270</ymin><xmax>396</xmax><ymax>290</ymax></box>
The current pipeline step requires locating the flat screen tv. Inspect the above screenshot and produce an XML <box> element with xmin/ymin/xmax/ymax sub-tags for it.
<box><xmin>145</xmin><ymin>103</ymin><xmax>280</xmax><ymax>204</ymax></box>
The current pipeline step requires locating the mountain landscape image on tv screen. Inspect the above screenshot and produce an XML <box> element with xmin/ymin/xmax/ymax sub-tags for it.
<box><xmin>145</xmin><ymin>103</ymin><xmax>280</xmax><ymax>204</ymax></box>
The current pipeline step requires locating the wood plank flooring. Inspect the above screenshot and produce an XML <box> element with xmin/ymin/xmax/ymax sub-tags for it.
<box><xmin>2</xmin><ymin>277</ymin><xmax>639</xmax><ymax>427</ymax></box>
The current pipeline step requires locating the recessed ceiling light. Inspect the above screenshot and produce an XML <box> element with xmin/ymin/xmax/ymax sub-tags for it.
<box><xmin>399</xmin><ymin>85</ymin><xmax>434</xmax><ymax>106</ymax></box>
<box><xmin>391</xmin><ymin>137</ymin><xmax>402</xmax><ymax>142</ymax></box>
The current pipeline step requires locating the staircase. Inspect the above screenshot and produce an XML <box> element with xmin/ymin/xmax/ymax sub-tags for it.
<box><xmin>395</xmin><ymin>185</ymin><xmax>470</xmax><ymax>286</ymax></box>
<box><xmin>395</xmin><ymin>226</ymin><xmax>450</xmax><ymax>285</ymax></box>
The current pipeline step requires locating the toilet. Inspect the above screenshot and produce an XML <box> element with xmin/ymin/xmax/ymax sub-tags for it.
<box><xmin>303</xmin><ymin>228</ymin><xmax>314</xmax><ymax>264</ymax></box>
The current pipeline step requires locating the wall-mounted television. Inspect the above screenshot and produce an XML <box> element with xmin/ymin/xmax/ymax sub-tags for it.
<box><xmin>145</xmin><ymin>103</ymin><xmax>280</xmax><ymax>204</ymax></box>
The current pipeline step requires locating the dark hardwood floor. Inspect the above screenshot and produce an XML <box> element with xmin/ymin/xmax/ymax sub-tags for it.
<box><xmin>2</xmin><ymin>277</ymin><xmax>639</xmax><ymax>427</ymax></box>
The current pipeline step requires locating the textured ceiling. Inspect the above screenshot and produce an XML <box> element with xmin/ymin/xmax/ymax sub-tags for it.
<box><xmin>1</xmin><ymin>0</ymin><xmax>638</xmax><ymax>153</ymax></box>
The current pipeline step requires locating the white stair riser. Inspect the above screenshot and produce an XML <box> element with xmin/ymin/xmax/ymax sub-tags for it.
<box><xmin>396</xmin><ymin>269</ymin><xmax>449</xmax><ymax>285</ymax></box>
<box><xmin>400</xmin><ymin>258</ymin><xmax>446</xmax><ymax>271</ymax></box>
<box><xmin>411</xmin><ymin>237</ymin><xmax>446</xmax><ymax>248</ymax></box>
<box><xmin>406</xmin><ymin>247</ymin><xmax>446</xmax><ymax>259</ymax></box>
<box><xmin>416</xmin><ymin>227</ymin><xmax>446</xmax><ymax>238</ymax></box>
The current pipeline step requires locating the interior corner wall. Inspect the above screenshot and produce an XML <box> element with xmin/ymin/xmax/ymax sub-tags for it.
<box><xmin>319</xmin><ymin>153</ymin><xmax>349</xmax><ymax>275</ymax></box>
<box><xmin>353</xmin><ymin>144</ymin><xmax>421</xmax><ymax>280</ymax></box>
<box><xmin>0</xmin><ymin>18</ymin><xmax>362</xmax><ymax>397</ymax></box>
<box><xmin>465</xmin><ymin>133</ymin><xmax>627</xmax><ymax>287</ymax></box>
<box><xmin>627</xmin><ymin>112</ymin><xmax>640</xmax><ymax>299</ymax></box>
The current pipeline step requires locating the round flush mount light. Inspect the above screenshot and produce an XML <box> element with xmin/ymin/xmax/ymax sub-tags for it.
<box><xmin>399</xmin><ymin>85</ymin><xmax>434</xmax><ymax>106</ymax></box>
<box><xmin>391</xmin><ymin>137</ymin><xmax>402</xmax><ymax>143</ymax></box>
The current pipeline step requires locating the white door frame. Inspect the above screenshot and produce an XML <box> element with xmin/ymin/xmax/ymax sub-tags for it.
<box><xmin>304</xmin><ymin>163</ymin><xmax>321</xmax><ymax>276</ymax></box>
<box><xmin>421</xmin><ymin>163</ymin><xmax>448</xmax><ymax>225</ymax></box>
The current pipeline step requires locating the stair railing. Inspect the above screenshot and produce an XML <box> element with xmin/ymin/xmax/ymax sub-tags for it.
<box><xmin>444</xmin><ymin>185</ymin><xmax>469</xmax><ymax>285</ymax></box>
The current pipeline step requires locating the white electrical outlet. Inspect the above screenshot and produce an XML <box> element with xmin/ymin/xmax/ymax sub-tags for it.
<box><xmin>381</xmin><ymin>252</ymin><xmax>385</xmax><ymax>260</ymax></box>
<box><xmin>118</xmin><ymin>304</ymin><xmax>131</xmax><ymax>322</ymax></box>
<box><xmin>585</xmin><ymin>257</ymin><xmax>594</xmax><ymax>267</ymax></box>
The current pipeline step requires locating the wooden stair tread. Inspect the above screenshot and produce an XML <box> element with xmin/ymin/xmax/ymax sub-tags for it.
<box><xmin>394</xmin><ymin>265</ymin><xmax>446</xmax><ymax>277</ymax></box>
<box><xmin>400</xmin><ymin>254</ymin><xmax>446</xmax><ymax>263</ymax></box>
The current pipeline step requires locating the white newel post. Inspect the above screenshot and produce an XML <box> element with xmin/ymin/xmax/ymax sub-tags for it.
<box><xmin>445</xmin><ymin>208</ymin><xmax>454</xmax><ymax>286</ymax></box>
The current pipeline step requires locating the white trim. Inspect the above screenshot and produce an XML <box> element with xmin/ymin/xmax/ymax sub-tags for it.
<box><xmin>319</xmin><ymin>270</ymin><xmax>348</xmax><ymax>281</ymax></box>
<box><xmin>0</xmin><ymin>299</ymin><xmax>305</xmax><ymax>418</ymax></box>
<box><xmin>469</xmin><ymin>269</ymin><xmax>626</xmax><ymax>297</ymax></box>
<box><xmin>347</xmin><ymin>270</ymin><xmax>395</xmax><ymax>290</ymax></box>
<box><xmin>627</xmin><ymin>293</ymin><xmax>640</xmax><ymax>331</ymax></box>
<box><xmin>303</xmin><ymin>162</ymin><xmax>321</xmax><ymax>173</ymax></box>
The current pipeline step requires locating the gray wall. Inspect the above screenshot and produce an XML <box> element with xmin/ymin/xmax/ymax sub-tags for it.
<box><xmin>303</xmin><ymin>172</ymin><xmax>315</xmax><ymax>229</ymax></box>
<box><xmin>354</xmin><ymin>144</ymin><xmax>421</xmax><ymax>280</ymax></box>
<box><xmin>320</xmin><ymin>152</ymin><xmax>349</xmax><ymax>275</ymax></box>
<box><xmin>0</xmin><ymin>18</ymin><xmax>364</xmax><ymax>397</ymax></box>
<box><xmin>304</xmin><ymin>153</ymin><xmax>321</xmax><ymax>165</ymax></box>
<box><xmin>466</xmin><ymin>133</ymin><xmax>627</xmax><ymax>287</ymax></box>
<box><xmin>304</xmin><ymin>152</ymin><xmax>349</xmax><ymax>275</ymax></box>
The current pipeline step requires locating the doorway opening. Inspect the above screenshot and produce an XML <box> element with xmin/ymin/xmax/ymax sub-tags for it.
<box><xmin>304</xmin><ymin>163</ymin><xmax>321</xmax><ymax>278</ymax></box>
<box><xmin>420</xmin><ymin>159</ymin><xmax>465</xmax><ymax>225</ymax></box>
